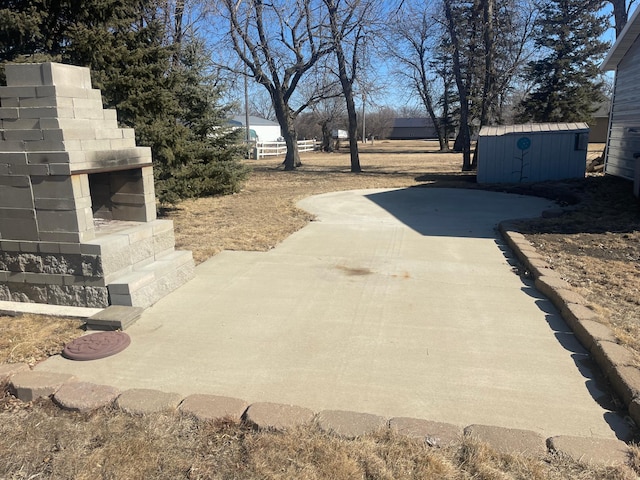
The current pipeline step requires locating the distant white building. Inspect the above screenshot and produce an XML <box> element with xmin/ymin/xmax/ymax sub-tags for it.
<box><xmin>332</xmin><ymin>129</ymin><xmax>348</xmax><ymax>139</ymax></box>
<box><xmin>229</xmin><ymin>115</ymin><xmax>282</xmax><ymax>142</ymax></box>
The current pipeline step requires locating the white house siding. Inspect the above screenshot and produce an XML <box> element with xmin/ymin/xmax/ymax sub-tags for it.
<box><xmin>605</xmin><ymin>37</ymin><xmax>640</xmax><ymax>181</ymax></box>
<box><xmin>477</xmin><ymin>123</ymin><xmax>589</xmax><ymax>184</ymax></box>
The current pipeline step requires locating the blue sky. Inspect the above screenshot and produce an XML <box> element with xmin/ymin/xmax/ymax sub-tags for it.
<box><xmin>217</xmin><ymin>1</ymin><xmax>638</xmax><ymax>116</ymax></box>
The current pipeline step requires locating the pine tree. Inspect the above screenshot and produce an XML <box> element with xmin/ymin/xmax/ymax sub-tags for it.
<box><xmin>152</xmin><ymin>40</ymin><xmax>248</xmax><ymax>204</ymax></box>
<box><xmin>517</xmin><ymin>0</ymin><xmax>609</xmax><ymax>123</ymax></box>
<box><xmin>0</xmin><ymin>0</ymin><xmax>248</xmax><ymax>205</ymax></box>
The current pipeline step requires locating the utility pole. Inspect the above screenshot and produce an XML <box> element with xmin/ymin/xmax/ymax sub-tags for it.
<box><xmin>243</xmin><ymin>15</ymin><xmax>251</xmax><ymax>157</ymax></box>
<box><xmin>244</xmin><ymin>66</ymin><xmax>250</xmax><ymax>143</ymax></box>
<box><xmin>361</xmin><ymin>92</ymin><xmax>366</xmax><ymax>143</ymax></box>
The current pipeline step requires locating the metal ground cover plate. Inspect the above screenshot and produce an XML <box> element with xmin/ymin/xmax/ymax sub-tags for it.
<box><xmin>62</xmin><ymin>331</ymin><xmax>131</xmax><ymax>361</ymax></box>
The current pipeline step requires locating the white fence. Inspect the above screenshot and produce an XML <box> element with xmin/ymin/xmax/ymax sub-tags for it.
<box><xmin>254</xmin><ymin>139</ymin><xmax>317</xmax><ymax>159</ymax></box>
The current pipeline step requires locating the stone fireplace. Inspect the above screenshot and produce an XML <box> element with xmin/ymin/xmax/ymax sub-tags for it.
<box><xmin>0</xmin><ymin>62</ymin><xmax>194</xmax><ymax>308</ymax></box>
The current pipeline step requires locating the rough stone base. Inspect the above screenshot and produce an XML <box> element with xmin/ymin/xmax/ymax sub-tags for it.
<box><xmin>0</xmin><ymin>281</ymin><xmax>109</xmax><ymax>308</ymax></box>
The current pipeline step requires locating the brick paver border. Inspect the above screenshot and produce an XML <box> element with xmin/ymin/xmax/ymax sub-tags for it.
<box><xmin>0</xmin><ymin>365</ymin><xmax>631</xmax><ymax>466</ymax></box>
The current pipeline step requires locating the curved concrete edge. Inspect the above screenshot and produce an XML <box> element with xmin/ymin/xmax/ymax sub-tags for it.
<box><xmin>0</xmin><ymin>367</ymin><xmax>632</xmax><ymax>466</ymax></box>
<box><xmin>499</xmin><ymin>221</ymin><xmax>640</xmax><ymax>434</ymax></box>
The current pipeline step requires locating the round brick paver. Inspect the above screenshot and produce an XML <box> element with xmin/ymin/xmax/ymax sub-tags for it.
<box><xmin>317</xmin><ymin>410</ymin><xmax>388</xmax><ymax>438</ymax></box>
<box><xmin>117</xmin><ymin>389</ymin><xmax>183</xmax><ymax>415</ymax></box>
<box><xmin>389</xmin><ymin>417</ymin><xmax>462</xmax><ymax>447</ymax></box>
<box><xmin>244</xmin><ymin>402</ymin><xmax>315</xmax><ymax>430</ymax></box>
<box><xmin>53</xmin><ymin>381</ymin><xmax>120</xmax><ymax>412</ymax></box>
<box><xmin>179</xmin><ymin>394</ymin><xmax>248</xmax><ymax>422</ymax></box>
<box><xmin>62</xmin><ymin>331</ymin><xmax>131</xmax><ymax>361</ymax></box>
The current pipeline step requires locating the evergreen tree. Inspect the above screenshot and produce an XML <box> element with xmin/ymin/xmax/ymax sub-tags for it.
<box><xmin>0</xmin><ymin>0</ymin><xmax>248</xmax><ymax>205</ymax></box>
<box><xmin>153</xmin><ymin>40</ymin><xmax>247</xmax><ymax>204</ymax></box>
<box><xmin>517</xmin><ymin>0</ymin><xmax>609</xmax><ymax>123</ymax></box>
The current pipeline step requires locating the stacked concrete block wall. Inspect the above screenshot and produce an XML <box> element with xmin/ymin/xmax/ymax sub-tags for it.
<box><xmin>0</xmin><ymin>62</ymin><xmax>193</xmax><ymax>308</ymax></box>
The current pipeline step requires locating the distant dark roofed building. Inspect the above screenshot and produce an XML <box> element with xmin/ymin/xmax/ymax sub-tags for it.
<box><xmin>388</xmin><ymin>118</ymin><xmax>438</xmax><ymax>140</ymax></box>
<box><xmin>588</xmin><ymin>102</ymin><xmax>610</xmax><ymax>143</ymax></box>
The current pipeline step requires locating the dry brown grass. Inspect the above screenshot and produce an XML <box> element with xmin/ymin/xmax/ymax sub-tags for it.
<box><xmin>0</xmin><ymin>313</ymin><xmax>84</xmax><ymax>366</ymax></box>
<box><xmin>0</xmin><ymin>400</ymin><xmax>636</xmax><ymax>479</ymax></box>
<box><xmin>1</xmin><ymin>140</ymin><xmax>640</xmax><ymax>478</ymax></box>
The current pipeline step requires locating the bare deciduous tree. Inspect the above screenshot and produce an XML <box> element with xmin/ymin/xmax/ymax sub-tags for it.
<box><xmin>608</xmin><ymin>0</ymin><xmax>636</xmax><ymax>35</ymax></box>
<box><xmin>365</xmin><ymin>106</ymin><xmax>395</xmax><ymax>139</ymax></box>
<box><xmin>439</xmin><ymin>0</ymin><xmax>536</xmax><ymax>169</ymax></box>
<box><xmin>249</xmin><ymin>89</ymin><xmax>276</xmax><ymax>121</ymax></box>
<box><xmin>322</xmin><ymin>0</ymin><xmax>376</xmax><ymax>172</ymax></box>
<box><xmin>219</xmin><ymin>0</ymin><xmax>333</xmax><ymax>170</ymax></box>
<box><xmin>387</xmin><ymin>3</ymin><xmax>451</xmax><ymax>151</ymax></box>
<box><xmin>443</xmin><ymin>0</ymin><xmax>472</xmax><ymax>170</ymax></box>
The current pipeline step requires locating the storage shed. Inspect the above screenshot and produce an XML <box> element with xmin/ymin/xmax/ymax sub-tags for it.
<box><xmin>476</xmin><ymin>123</ymin><xmax>589</xmax><ymax>184</ymax></box>
<box><xmin>601</xmin><ymin>5</ymin><xmax>640</xmax><ymax>196</ymax></box>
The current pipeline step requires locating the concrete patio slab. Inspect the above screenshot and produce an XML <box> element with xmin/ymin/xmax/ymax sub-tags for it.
<box><xmin>35</xmin><ymin>188</ymin><xmax>624</xmax><ymax>440</ymax></box>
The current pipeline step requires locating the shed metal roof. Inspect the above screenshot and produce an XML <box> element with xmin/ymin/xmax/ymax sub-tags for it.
<box><xmin>602</xmin><ymin>6</ymin><xmax>640</xmax><ymax>70</ymax></box>
<box><xmin>479</xmin><ymin>123</ymin><xmax>589</xmax><ymax>137</ymax></box>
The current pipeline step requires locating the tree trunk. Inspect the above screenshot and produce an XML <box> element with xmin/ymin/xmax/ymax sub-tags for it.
<box><xmin>272</xmin><ymin>96</ymin><xmax>300</xmax><ymax>170</ymax></box>
<box><xmin>320</xmin><ymin>120</ymin><xmax>333</xmax><ymax>152</ymax></box>
<box><xmin>282</xmin><ymin>127</ymin><xmax>300</xmax><ymax>170</ymax></box>
<box><xmin>479</xmin><ymin>0</ymin><xmax>494</xmax><ymax>127</ymax></box>
<box><xmin>424</xmin><ymin>95</ymin><xmax>447</xmax><ymax>152</ymax></box>
<box><xmin>325</xmin><ymin>0</ymin><xmax>361</xmax><ymax>173</ymax></box>
<box><xmin>441</xmin><ymin>77</ymin><xmax>453</xmax><ymax>151</ymax></box>
<box><xmin>174</xmin><ymin>0</ymin><xmax>185</xmax><ymax>45</ymax></box>
<box><xmin>472</xmin><ymin>0</ymin><xmax>495</xmax><ymax>169</ymax></box>
<box><xmin>444</xmin><ymin>0</ymin><xmax>472</xmax><ymax>170</ymax></box>
<box><xmin>345</xmin><ymin>92</ymin><xmax>361</xmax><ymax>172</ymax></box>
<box><xmin>609</xmin><ymin>0</ymin><xmax>628</xmax><ymax>36</ymax></box>
<box><xmin>416</xmin><ymin>79</ymin><xmax>447</xmax><ymax>151</ymax></box>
